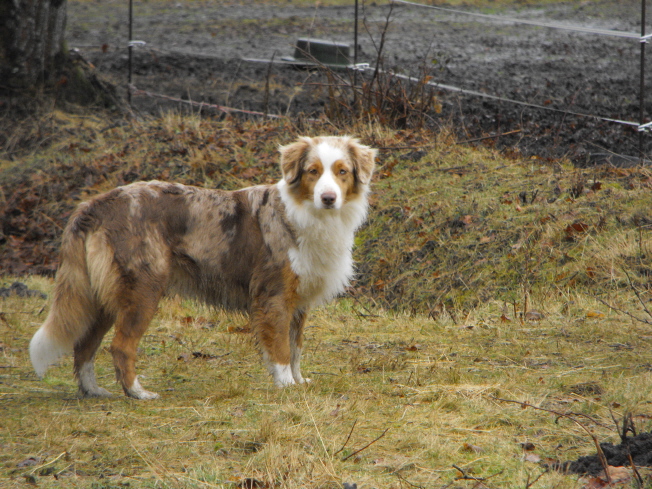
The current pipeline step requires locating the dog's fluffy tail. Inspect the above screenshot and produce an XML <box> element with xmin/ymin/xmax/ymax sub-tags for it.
<box><xmin>30</xmin><ymin>212</ymin><xmax>99</xmax><ymax>378</ymax></box>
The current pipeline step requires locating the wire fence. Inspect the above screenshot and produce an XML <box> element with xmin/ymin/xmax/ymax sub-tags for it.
<box><xmin>125</xmin><ymin>0</ymin><xmax>650</xmax><ymax>156</ymax></box>
<box><xmin>389</xmin><ymin>0</ymin><xmax>649</xmax><ymax>135</ymax></box>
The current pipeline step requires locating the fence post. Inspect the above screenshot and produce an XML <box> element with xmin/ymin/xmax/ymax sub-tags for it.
<box><xmin>128</xmin><ymin>0</ymin><xmax>133</xmax><ymax>106</ymax></box>
<box><xmin>640</xmin><ymin>0</ymin><xmax>646</xmax><ymax>162</ymax></box>
<box><xmin>353</xmin><ymin>0</ymin><xmax>359</xmax><ymax>110</ymax></box>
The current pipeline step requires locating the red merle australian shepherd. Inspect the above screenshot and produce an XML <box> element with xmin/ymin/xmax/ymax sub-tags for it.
<box><xmin>29</xmin><ymin>136</ymin><xmax>376</xmax><ymax>399</ymax></box>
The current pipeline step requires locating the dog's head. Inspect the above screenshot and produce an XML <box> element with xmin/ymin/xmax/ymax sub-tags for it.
<box><xmin>279</xmin><ymin>136</ymin><xmax>376</xmax><ymax>210</ymax></box>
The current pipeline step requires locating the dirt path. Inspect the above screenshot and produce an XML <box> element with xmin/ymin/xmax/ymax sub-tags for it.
<box><xmin>67</xmin><ymin>0</ymin><xmax>652</xmax><ymax>161</ymax></box>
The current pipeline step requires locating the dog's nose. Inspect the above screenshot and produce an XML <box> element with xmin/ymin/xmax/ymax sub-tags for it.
<box><xmin>321</xmin><ymin>192</ymin><xmax>337</xmax><ymax>207</ymax></box>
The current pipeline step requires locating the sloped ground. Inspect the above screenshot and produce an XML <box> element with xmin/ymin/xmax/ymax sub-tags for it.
<box><xmin>2</xmin><ymin>115</ymin><xmax>651</xmax><ymax>316</ymax></box>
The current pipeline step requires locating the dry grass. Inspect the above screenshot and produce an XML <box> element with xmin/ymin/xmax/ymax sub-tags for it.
<box><xmin>2</xmin><ymin>276</ymin><xmax>652</xmax><ymax>488</ymax></box>
<box><xmin>2</xmin><ymin>107</ymin><xmax>652</xmax><ymax>488</ymax></box>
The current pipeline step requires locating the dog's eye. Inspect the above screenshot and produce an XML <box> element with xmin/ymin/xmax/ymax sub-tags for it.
<box><xmin>339</xmin><ymin>169</ymin><xmax>348</xmax><ymax>175</ymax></box>
<box><xmin>308</xmin><ymin>168</ymin><xmax>319</xmax><ymax>175</ymax></box>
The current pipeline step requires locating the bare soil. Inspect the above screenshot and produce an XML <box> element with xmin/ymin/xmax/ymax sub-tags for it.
<box><xmin>67</xmin><ymin>0</ymin><xmax>652</xmax><ymax>163</ymax></box>
<box><xmin>563</xmin><ymin>432</ymin><xmax>652</xmax><ymax>475</ymax></box>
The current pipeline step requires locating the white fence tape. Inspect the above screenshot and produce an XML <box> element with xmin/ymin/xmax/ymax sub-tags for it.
<box><xmin>391</xmin><ymin>0</ymin><xmax>644</xmax><ymax>40</ymax></box>
<box><xmin>390</xmin><ymin>0</ymin><xmax>649</xmax><ymax>134</ymax></box>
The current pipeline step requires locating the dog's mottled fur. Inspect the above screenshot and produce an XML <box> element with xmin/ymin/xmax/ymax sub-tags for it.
<box><xmin>30</xmin><ymin>136</ymin><xmax>376</xmax><ymax>399</ymax></box>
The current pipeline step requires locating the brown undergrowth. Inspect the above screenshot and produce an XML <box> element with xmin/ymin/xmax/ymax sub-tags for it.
<box><xmin>2</xmin><ymin>111</ymin><xmax>651</xmax><ymax>318</ymax></box>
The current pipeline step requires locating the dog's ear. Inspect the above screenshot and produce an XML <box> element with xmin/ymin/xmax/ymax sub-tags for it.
<box><xmin>347</xmin><ymin>139</ymin><xmax>376</xmax><ymax>185</ymax></box>
<box><xmin>279</xmin><ymin>137</ymin><xmax>312</xmax><ymax>185</ymax></box>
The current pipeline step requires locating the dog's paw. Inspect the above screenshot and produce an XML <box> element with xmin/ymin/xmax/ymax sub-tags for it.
<box><xmin>125</xmin><ymin>377</ymin><xmax>160</xmax><ymax>400</ymax></box>
<box><xmin>128</xmin><ymin>389</ymin><xmax>160</xmax><ymax>400</ymax></box>
<box><xmin>271</xmin><ymin>363</ymin><xmax>296</xmax><ymax>387</ymax></box>
<box><xmin>80</xmin><ymin>386</ymin><xmax>113</xmax><ymax>398</ymax></box>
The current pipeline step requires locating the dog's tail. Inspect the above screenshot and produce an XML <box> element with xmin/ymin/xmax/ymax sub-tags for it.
<box><xmin>30</xmin><ymin>204</ymin><xmax>102</xmax><ymax>377</ymax></box>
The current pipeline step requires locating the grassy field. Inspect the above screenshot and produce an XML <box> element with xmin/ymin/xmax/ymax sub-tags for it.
<box><xmin>2</xmin><ymin>276</ymin><xmax>652</xmax><ymax>488</ymax></box>
<box><xmin>2</xmin><ymin>107</ymin><xmax>652</xmax><ymax>488</ymax></box>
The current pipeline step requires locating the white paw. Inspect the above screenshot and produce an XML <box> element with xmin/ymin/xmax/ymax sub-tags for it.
<box><xmin>80</xmin><ymin>386</ymin><xmax>113</xmax><ymax>398</ymax></box>
<box><xmin>126</xmin><ymin>377</ymin><xmax>160</xmax><ymax>400</ymax></box>
<box><xmin>271</xmin><ymin>363</ymin><xmax>295</xmax><ymax>387</ymax></box>
<box><xmin>128</xmin><ymin>389</ymin><xmax>160</xmax><ymax>400</ymax></box>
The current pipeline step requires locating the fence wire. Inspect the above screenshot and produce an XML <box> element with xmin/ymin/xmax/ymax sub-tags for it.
<box><xmin>391</xmin><ymin>0</ymin><xmax>647</xmax><ymax>40</ymax></box>
<box><xmin>125</xmin><ymin>0</ymin><xmax>650</xmax><ymax>142</ymax></box>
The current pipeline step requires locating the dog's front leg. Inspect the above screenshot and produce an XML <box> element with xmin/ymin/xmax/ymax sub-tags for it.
<box><xmin>251</xmin><ymin>296</ymin><xmax>296</xmax><ymax>387</ymax></box>
<box><xmin>290</xmin><ymin>309</ymin><xmax>310</xmax><ymax>384</ymax></box>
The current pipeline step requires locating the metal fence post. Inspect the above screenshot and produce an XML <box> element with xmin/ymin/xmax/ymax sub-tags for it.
<box><xmin>640</xmin><ymin>0</ymin><xmax>647</xmax><ymax>162</ymax></box>
<box><xmin>353</xmin><ymin>0</ymin><xmax>359</xmax><ymax>110</ymax></box>
<box><xmin>128</xmin><ymin>0</ymin><xmax>133</xmax><ymax>105</ymax></box>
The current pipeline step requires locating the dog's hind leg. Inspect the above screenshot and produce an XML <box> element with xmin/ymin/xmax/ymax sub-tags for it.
<box><xmin>110</xmin><ymin>288</ymin><xmax>164</xmax><ymax>400</ymax></box>
<box><xmin>289</xmin><ymin>310</ymin><xmax>310</xmax><ymax>384</ymax></box>
<box><xmin>74</xmin><ymin>309</ymin><xmax>115</xmax><ymax>397</ymax></box>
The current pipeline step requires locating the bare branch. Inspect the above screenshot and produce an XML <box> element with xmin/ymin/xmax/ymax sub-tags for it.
<box><xmin>334</xmin><ymin>419</ymin><xmax>358</xmax><ymax>456</ymax></box>
<box><xmin>342</xmin><ymin>427</ymin><xmax>390</xmax><ymax>461</ymax></box>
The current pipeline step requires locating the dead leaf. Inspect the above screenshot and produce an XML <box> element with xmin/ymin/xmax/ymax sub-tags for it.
<box><xmin>599</xmin><ymin>465</ymin><xmax>632</xmax><ymax>483</ymax></box>
<box><xmin>586</xmin><ymin>311</ymin><xmax>605</xmax><ymax>318</ymax></box>
<box><xmin>235</xmin><ymin>477</ymin><xmax>268</xmax><ymax>489</ymax></box>
<box><xmin>462</xmin><ymin>442</ymin><xmax>483</xmax><ymax>454</ymax></box>
<box><xmin>461</xmin><ymin>215</ymin><xmax>474</xmax><ymax>225</ymax></box>
<box><xmin>523</xmin><ymin>452</ymin><xmax>541</xmax><ymax>463</ymax></box>
<box><xmin>17</xmin><ymin>457</ymin><xmax>41</xmax><ymax>468</ymax></box>
<box><xmin>479</xmin><ymin>235</ymin><xmax>493</xmax><ymax>244</ymax></box>
<box><xmin>565</xmin><ymin>221</ymin><xmax>590</xmax><ymax>240</ymax></box>
<box><xmin>524</xmin><ymin>310</ymin><xmax>545</xmax><ymax>321</ymax></box>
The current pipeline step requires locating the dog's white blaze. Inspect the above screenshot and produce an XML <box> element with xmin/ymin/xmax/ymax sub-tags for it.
<box><xmin>313</xmin><ymin>142</ymin><xmax>345</xmax><ymax>209</ymax></box>
<box><xmin>277</xmin><ymin>141</ymin><xmax>370</xmax><ymax>308</ymax></box>
<box><xmin>29</xmin><ymin>326</ymin><xmax>69</xmax><ymax>378</ymax></box>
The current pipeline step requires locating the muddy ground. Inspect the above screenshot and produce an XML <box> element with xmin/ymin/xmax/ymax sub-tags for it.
<box><xmin>67</xmin><ymin>0</ymin><xmax>652</xmax><ymax>163</ymax></box>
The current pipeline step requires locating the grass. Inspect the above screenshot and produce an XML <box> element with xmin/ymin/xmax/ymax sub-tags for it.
<box><xmin>2</xmin><ymin>275</ymin><xmax>652</xmax><ymax>488</ymax></box>
<box><xmin>355</xmin><ymin>130</ymin><xmax>652</xmax><ymax>313</ymax></box>
<box><xmin>2</xmin><ymin>76</ymin><xmax>652</xmax><ymax>487</ymax></box>
<box><xmin>2</xmin><ymin>112</ymin><xmax>652</xmax><ymax>488</ymax></box>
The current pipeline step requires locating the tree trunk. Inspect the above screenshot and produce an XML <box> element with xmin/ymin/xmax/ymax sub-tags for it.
<box><xmin>0</xmin><ymin>0</ymin><xmax>68</xmax><ymax>89</ymax></box>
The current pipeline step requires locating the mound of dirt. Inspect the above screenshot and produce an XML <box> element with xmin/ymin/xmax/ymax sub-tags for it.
<box><xmin>563</xmin><ymin>433</ymin><xmax>652</xmax><ymax>475</ymax></box>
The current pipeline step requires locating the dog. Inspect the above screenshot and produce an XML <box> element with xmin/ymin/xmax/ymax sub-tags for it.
<box><xmin>29</xmin><ymin>136</ymin><xmax>376</xmax><ymax>399</ymax></box>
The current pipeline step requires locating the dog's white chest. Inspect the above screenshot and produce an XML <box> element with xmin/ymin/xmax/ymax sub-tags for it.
<box><xmin>289</xmin><ymin>232</ymin><xmax>354</xmax><ymax>308</ymax></box>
